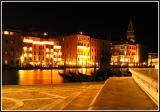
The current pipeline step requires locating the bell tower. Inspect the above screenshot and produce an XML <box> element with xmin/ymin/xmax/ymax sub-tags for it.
<box><xmin>127</xmin><ymin>19</ymin><xmax>135</xmax><ymax>43</ymax></box>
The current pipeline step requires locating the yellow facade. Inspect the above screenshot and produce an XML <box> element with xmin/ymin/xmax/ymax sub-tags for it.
<box><xmin>21</xmin><ymin>36</ymin><xmax>62</xmax><ymax>67</ymax></box>
<box><xmin>111</xmin><ymin>43</ymin><xmax>140</xmax><ymax>66</ymax></box>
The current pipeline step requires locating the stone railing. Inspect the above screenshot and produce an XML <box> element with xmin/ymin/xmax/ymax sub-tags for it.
<box><xmin>129</xmin><ymin>68</ymin><xmax>158</xmax><ymax>106</ymax></box>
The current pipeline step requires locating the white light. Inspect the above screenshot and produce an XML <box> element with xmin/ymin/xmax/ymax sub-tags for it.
<box><xmin>46</xmin><ymin>48</ymin><xmax>49</xmax><ymax>52</ymax></box>
<box><xmin>51</xmin><ymin>49</ymin><xmax>53</xmax><ymax>52</ymax></box>
<box><xmin>4</xmin><ymin>31</ymin><xmax>9</xmax><ymax>35</ymax></box>
<box><xmin>23</xmin><ymin>47</ymin><xmax>27</xmax><ymax>51</ymax></box>
<box><xmin>23</xmin><ymin>38</ymin><xmax>54</xmax><ymax>45</ymax></box>
<box><xmin>54</xmin><ymin>46</ymin><xmax>61</xmax><ymax>49</ymax></box>
<box><xmin>29</xmin><ymin>54</ymin><xmax>32</xmax><ymax>57</ymax></box>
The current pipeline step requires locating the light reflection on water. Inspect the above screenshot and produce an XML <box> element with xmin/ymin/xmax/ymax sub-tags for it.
<box><xmin>2</xmin><ymin>68</ymin><xmax>95</xmax><ymax>85</ymax></box>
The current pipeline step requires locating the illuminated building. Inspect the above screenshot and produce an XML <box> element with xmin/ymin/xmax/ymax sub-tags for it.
<box><xmin>22</xmin><ymin>36</ymin><xmax>62</xmax><ymax>67</ymax></box>
<box><xmin>59</xmin><ymin>33</ymin><xmax>111</xmax><ymax>67</ymax></box>
<box><xmin>111</xmin><ymin>20</ymin><xmax>140</xmax><ymax>66</ymax></box>
<box><xmin>2</xmin><ymin>29</ymin><xmax>23</xmax><ymax>67</ymax></box>
<box><xmin>148</xmin><ymin>53</ymin><xmax>158</xmax><ymax>69</ymax></box>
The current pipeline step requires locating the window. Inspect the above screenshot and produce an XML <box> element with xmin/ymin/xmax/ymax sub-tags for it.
<box><xmin>10</xmin><ymin>60</ymin><xmax>14</xmax><ymax>64</ymax></box>
<box><xmin>39</xmin><ymin>57</ymin><xmax>40</xmax><ymax>60</ymax></box>
<box><xmin>6</xmin><ymin>39</ymin><xmax>8</xmax><ymax>44</ymax></box>
<box><xmin>34</xmin><ymin>57</ymin><xmax>36</xmax><ymax>60</ymax></box>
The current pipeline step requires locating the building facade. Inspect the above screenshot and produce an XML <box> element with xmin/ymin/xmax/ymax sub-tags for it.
<box><xmin>110</xmin><ymin>20</ymin><xmax>140</xmax><ymax>66</ymax></box>
<box><xmin>2</xmin><ymin>29</ymin><xmax>23</xmax><ymax>68</ymax></box>
<box><xmin>2</xmin><ymin>30</ymin><xmax>111</xmax><ymax>68</ymax></box>
<box><xmin>148</xmin><ymin>53</ymin><xmax>158</xmax><ymax>69</ymax></box>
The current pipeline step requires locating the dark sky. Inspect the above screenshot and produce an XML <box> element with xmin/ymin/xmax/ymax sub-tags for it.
<box><xmin>2</xmin><ymin>2</ymin><xmax>158</xmax><ymax>52</ymax></box>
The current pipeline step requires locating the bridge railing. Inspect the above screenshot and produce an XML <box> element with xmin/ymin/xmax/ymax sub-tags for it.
<box><xmin>129</xmin><ymin>68</ymin><xmax>158</xmax><ymax>106</ymax></box>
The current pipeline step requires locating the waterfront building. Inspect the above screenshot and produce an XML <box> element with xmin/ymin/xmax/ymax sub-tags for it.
<box><xmin>22</xmin><ymin>36</ymin><xmax>62</xmax><ymax>67</ymax></box>
<box><xmin>110</xmin><ymin>20</ymin><xmax>140</xmax><ymax>66</ymax></box>
<box><xmin>148</xmin><ymin>53</ymin><xmax>158</xmax><ymax>69</ymax></box>
<box><xmin>59</xmin><ymin>33</ymin><xmax>111</xmax><ymax>67</ymax></box>
<box><xmin>2</xmin><ymin>29</ymin><xmax>111</xmax><ymax>68</ymax></box>
<box><xmin>2</xmin><ymin>29</ymin><xmax>23</xmax><ymax>67</ymax></box>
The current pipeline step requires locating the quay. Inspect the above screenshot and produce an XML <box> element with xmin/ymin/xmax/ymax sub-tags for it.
<box><xmin>2</xmin><ymin>68</ymin><xmax>158</xmax><ymax>110</ymax></box>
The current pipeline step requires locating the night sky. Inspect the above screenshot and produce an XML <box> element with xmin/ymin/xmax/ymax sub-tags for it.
<box><xmin>2</xmin><ymin>2</ymin><xmax>158</xmax><ymax>52</ymax></box>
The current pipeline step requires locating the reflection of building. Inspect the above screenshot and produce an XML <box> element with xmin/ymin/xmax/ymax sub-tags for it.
<box><xmin>111</xmin><ymin>20</ymin><xmax>140</xmax><ymax>66</ymax></box>
<box><xmin>148</xmin><ymin>53</ymin><xmax>158</xmax><ymax>69</ymax></box>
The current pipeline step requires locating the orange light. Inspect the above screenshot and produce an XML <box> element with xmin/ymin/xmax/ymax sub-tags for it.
<box><xmin>59</xmin><ymin>52</ymin><xmax>62</xmax><ymax>55</ymax></box>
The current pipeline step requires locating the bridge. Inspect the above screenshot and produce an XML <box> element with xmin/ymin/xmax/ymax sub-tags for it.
<box><xmin>2</xmin><ymin>68</ymin><xmax>158</xmax><ymax>110</ymax></box>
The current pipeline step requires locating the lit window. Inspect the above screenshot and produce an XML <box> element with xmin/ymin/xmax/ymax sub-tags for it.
<box><xmin>54</xmin><ymin>52</ymin><xmax>57</xmax><ymax>55</ymax></box>
<box><xmin>50</xmin><ymin>55</ymin><xmax>53</xmax><ymax>58</ymax></box>
<box><xmin>29</xmin><ymin>54</ymin><xmax>32</xmax><ymax>57</ymax></box>
<box><xmin>54</xmin><ymin>58</ymin><xmax>57</xmax><ymax>61</ymax></box>
<box><xmin>58</xmin><ymin>58</ymin><xmax>61</xmax><ymax>61</ymax></box>
<box><xmin>5</xmin><ymin>60</ymin><xmax>8</xmax><ymax>64</ymax></box>
<box><xmin>10</xmin><ymin>32</ymin><xmax>14</xmax><ymax>35</ymax></box>
<box><xmin>59</xmin><ymin>52</ymin><xmax>62</xmax><ymax>55</ymax></box>
<box><xmin>24</xmin><ymin>53</ymin><xmax>27</xmax><ymax>57</ymax></box>
<box><xmin>51</xmin><ymin>49</ymin><xmax>53</xmax><ymax>52</ymax></box>
<box><xmin>29</xmin><ymin>47</ymin><xmax>32</xmax><ymax>51</ymax></box>
<box><xmin>54</xmin><ymin>46</ymin><xmax>61</xmax><ymax>49</ymax></box>
<box><xmin>46</xmin><ymin>48</ymin><xmax>49</xmax><ymax>52</ymax></box>
<box><xmin>46</xmin><ymin>54</ymin><xmax>49</xmax><ymax>58</ymax></box>
<box><xmin>4</xmin><ymin>31</ymin><xmax>9</xmax><ymax>35</ymax></box>
<box><xmin>23</xmin><ymin>47</ymin><xmax>27</xmax><ymax>51</ymax></box>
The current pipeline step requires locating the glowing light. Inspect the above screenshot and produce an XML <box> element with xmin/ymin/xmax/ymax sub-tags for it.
<box><xmin>51</xmin><ymin>49</ymin><xmax>53</xmax><ymax>52</ymax></box>
<box><xmin>29</xmin><ymin>47</ymin><xmax>32</xmax><ymax>51</ymax></box>
<box><xmin>143</xmin><ymin>62</ymin><xmax>146</xmax><ymax>65</ymax></box>
<box><xmin>78</xmin><ymin>55</ymin><xmax>87</xmax><ymax>58</ymax></box>
<box><xmin>46</xmin><ymin>54</ymin><xmax>49</xmax><ymax>58</ymax></box>
<box><xmin>4</xmin><ymin>31</ymin><xmax>9</xmax><ymax>35</ymax></box>
<box><xmin>24</xmin><ymin>53</ymin><xmax>27</xmax><ymax>57</ymax></box>
<box><xmin>77</xmin><ymin>46</ymin><xmax>90</xmax><ymax>49</ymax></box>
<box><xmin>54</xmin><ymin>58</ymin><xmax>57</xmax><ymax>61</ymax></box>
<box><xmin>50</xmin><ymin>55</ymin><xmax>53</xmax><ymax>58</ymax></box>
<box><xmin>58</xmin><ymin>58</ymin><xmax>61</xmax><ymax>61</ymax></box>
<box><xmin>23</xmin><ymin>38</ymin><xmax>54</xmax><ymax>45</ymax></box>
<box><xmin>29</xmin><ymin>54</ymin><xmax>32</xmax><ymax>57</ymax></box>
<box><xmin>23</xmin><ymin>47</ymin><xmax>27</xmax><ymax>51</ymax></box>
<box><xmin>10</xmin><ymin>32</ymin><xmax>14</xmax><ymax>35</ymax></box>
<box><xmin>54</xmin><ymin>46</ymin><xmax>61</xmax><ymax>49</ymax></box>
<box><xmin>59</xmin><ymin>52</ymin><xmax>62</xmax><ymax>55</ymax></box>
<box><xmin>43</xmin><ymin>32</ymin><xmax>48</xmax><ymax>36</ymax></box>
<box><xmin>80</xmin><ymin>32</ymin><xmax>83</xmax><ymax>35</ymax></box>
<box><xmin>54</xmin><ymin>52</ymin><xmax>57</xmax><ymax>55</ymax></box>
<box><xmin>46</xmin><ymin>48</ymin><xmax>49</xmax><ymax>52</ymax></box>
<box><xmin>20</xmin><ymin>56</ymin><xmax>24</xmax><ymax>62</ymax></box>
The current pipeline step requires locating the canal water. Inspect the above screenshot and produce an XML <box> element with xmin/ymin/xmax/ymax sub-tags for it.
<box><xmin>2</xmin><ymin>68</ymin><xmax>96</xmax><ymax>85</ymax></box>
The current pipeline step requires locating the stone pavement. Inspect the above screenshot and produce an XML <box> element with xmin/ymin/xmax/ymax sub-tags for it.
<box><xmin>2</xmin><ymin>82</ymin><xmax>103</xmax><ymax>110</ymax></box>
<box><xmin>89</xmin><ymin>77</ymin><xmax>158</xmax><ymax>110</ymax></box>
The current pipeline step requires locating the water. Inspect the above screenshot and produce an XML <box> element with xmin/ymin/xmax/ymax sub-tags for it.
<box><xmin>2</xmin><ymin>68</ymin><xmax>95</xmax><ymax>85</ymax></box>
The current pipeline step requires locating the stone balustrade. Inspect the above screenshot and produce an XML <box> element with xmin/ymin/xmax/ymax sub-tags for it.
<box><xmin>129</xmin><ymin>68</ymin><xmax>158</xmax><ymax>106</ymax></box>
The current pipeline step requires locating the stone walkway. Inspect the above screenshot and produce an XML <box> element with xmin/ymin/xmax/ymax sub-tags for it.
<box><xmin>2</xmin><ymin>82</ymin><xmax>103</xmax><ymax>110</ymax></box>
<box><xmin>89</xmin><ymin>77</ymin><xmax>158</xmax><ymax>110</ymax></box>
